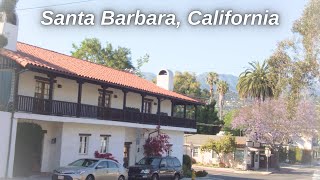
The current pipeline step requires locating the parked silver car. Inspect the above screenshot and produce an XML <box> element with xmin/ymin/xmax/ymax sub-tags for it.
<box><xmin>52</xmin><ymin>158</ymin><xmax>127</xmax><ymax>180</ymax></box>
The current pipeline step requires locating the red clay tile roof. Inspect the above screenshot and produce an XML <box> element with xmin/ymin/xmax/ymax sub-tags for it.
<box><xmin>0</xmin><ymin>42</ymin><xmax>201</xmax><ymax>104</ymax></box>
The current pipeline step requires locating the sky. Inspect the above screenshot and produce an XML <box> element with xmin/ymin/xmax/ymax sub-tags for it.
<box><xmin>16</xmin><ymin>0</ymin><xmax>308</xmax><ymax>76</ymax></box>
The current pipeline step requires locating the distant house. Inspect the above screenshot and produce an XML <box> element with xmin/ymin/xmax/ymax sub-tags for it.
<box><xmin>183</xmin><ymin>134</ymin><xmax>247</xmax><ymax>169</ymax></box>
<box><xmin>0</xmin><ymin>16</ymin><xmax>203</xmax><ymax>178</ymax></box>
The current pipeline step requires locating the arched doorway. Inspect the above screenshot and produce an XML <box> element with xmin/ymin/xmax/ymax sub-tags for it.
<box><xmin>13</xmin><ymin>122</ymin><xmax>44</xmax><ymax>177</ymax></box>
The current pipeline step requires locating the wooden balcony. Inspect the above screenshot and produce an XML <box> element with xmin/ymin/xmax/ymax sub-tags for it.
<box><xmin>16</xmin><ymin>95</ymin><xmax>196</xmax><ymax>129</ymax></box>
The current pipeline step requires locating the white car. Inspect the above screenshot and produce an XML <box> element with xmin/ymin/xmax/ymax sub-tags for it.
<box><xmin>52</xmin><ymin>158</ymin><xmax>128</xmax><ymax>180</ymax></box>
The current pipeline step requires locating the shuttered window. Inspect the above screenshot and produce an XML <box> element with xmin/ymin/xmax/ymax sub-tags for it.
<box><xmin>0</xmin><ymin>71</ymin><xmax>13</xmax><ymax>110</ymax></box>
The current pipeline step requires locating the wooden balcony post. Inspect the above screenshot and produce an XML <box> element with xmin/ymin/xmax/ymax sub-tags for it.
<box><xmin>48</xmin><ymin>75</ymin><xmax>55</xmax><ymax>114</ymax></box>
<box><xmin>194</xmin><ymin>105</ymin><xmax>198</xmax><ymax>120</ymax></box>
<box><xmin>183</xmin><ymin>104</ymin><xmax>187</xmax><ymax>119</ymax></box>
<box><xmin>76</xmin><ymin>81</ymin><xmax>83</xmax><ymax>117</ymax></box>
<box><xmin>141</xmin><ymin>94</ymin><xmax>145</xmax><ymax>113</ymax></box>
<box><xmin>122</xmin><ymin>90</ymin><xmax>127</xmax><ymax>119</ymax></box>
<box><xmin>157</xmin><ymin>97</ymin><xmax>161</xmax><ymax>126</ymax></box>
<box><xmin>101</xmin><ymin>86</ymin><xmax>107</xmax><ymax>108</ymax></box>
<box><xmin>157</xmin><ymin>97</ymin><xmax>161</xmax><ymax>114</ymax></box>
<box><xmin>171</xmin><ymin>100</ymin><xmax>174</xmax><ymax>117</ymax></box>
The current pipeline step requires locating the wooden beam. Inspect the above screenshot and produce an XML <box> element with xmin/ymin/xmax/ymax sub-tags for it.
<box><xmin>157</xmin><ymin>97</ymin><xmax>161</xmax><ymax>114</ymax></box>
<box><xmin>76</xmin><ymin>81</ymin><xmax>83</xmax><ymax>117</ymax></box>
<box><xmin>171</xmin><ymin>100</ymin><xmax>174</xmax><ymax>117</ymax></box>
<box><xmin>141</xmin><ymin>94</ymin><xmax>145</xmax><ymax>113</ymax></box>
<box><xmin>101</xmin><ymin>86</ymin><xmax>107</xmax><ymax>108</ymax></box>
<box><xmin>48</xmin><ymin>75</ymin><xmax>55</xmax><ymax>113</ymax></box>
<box><xmin>194</xmin><ymin>105</ymin><xmax>198</xmax><ymax>120</ymax></box>
<box><xmin>183</xmin><ymin>104</ymin><xmax>187</xmax><ymax>119</ymax></box>
<box><xmin>123</xmin><ymin>90</ymin><xmax>127</xmax><ymax>110</ymax></box>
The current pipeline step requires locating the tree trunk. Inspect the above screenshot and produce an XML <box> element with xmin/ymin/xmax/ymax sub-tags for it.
<box><xmin>219</xmin><ymin>93</ymin><xmax>224</xmax><ymax>120</ymax></box>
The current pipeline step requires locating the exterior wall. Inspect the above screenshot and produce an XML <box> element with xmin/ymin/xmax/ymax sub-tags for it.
<box><xmin>0</xmin><ymin>111</ymin><xmax>12</xmax><ymax>178</ymax></box>
<box><xmin>184</xmin><ymin>145</ymin><xmax>220</xmax><ymax>164</ymax></box>
<box><xmin>17</xmin><ymin>71</ymin><xmax>173</xmax><ymax>115</ymax></box>
<box><xmin>164</xmin><ymin>130</ymin><xmax>184</xmax><ymax>163</ymax></box>
<box><xmin>59</xmin><ymin>123</ymin><xmax>126</xmax><ymax>166</ymax></box>
<box><xmin>295</xmin><ymin>136</ymin><xmax>313</xmax><ymax>150</ymax></box>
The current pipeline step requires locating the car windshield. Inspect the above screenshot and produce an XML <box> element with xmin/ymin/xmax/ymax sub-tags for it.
<box><xmin>138</xmin><ymin>157</ymin><xmax>161</xmax><ymax>166</ymax></box>
<box><xmin>69</xmin><ymin>159</ymin><xmax>99</xmax><ymax>168</ymax></box>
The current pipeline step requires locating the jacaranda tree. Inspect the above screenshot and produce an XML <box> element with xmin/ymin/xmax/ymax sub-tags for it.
<box><xmin>232</xmin><ymin>98</ymin><xmax>318</xmax><ymax>169</ymax></box>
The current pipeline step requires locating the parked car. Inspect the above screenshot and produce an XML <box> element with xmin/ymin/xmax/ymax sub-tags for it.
<box><xmin>128</xmin><ymin>156</ymin><xmax>183</xmax><ymax>180</ymax></box>
<box><xmin>52</xmin><ymin>158</ymin><xmax>128</xmax><ymax>180</ymax></box>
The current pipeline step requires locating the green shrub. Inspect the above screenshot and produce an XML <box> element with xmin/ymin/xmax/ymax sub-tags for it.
<box><xmin>296</xmin><ymin>148</ymin><xmax>302</xmax><ymax>162</ymax></box>
<box><xmin>195</xmin><ymin>170</ymin><xmax>208</xmax><ymax>177</ymax></box>
<box><xmin>182</xmin><ymin>165</ymin><xmax>192</xmax><ymax>178</ymax></box>
<box><xmin>192</xmin><ymin>158</ymin><xmax>197</xmax><ymax>164</ymax></box>
<box><xmin>183</xmin><ymin>155</ymin><xmax>192</xmax><ymax>170</ymax></box>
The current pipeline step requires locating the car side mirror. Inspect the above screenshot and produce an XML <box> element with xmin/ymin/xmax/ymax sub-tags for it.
<box><xmin>160</xmin><ymin>164</ymin><xmax>165</xmax><ymax>168</ymax></box>
<box><xmin>96</xmin><ymin>165</ymin><xmax>104</xmax><ymax>169</ymax></box>
<box><xmin>135</xmin><ymin>163</ymin><xmax>138</xmax><ymax>165</ymax></box>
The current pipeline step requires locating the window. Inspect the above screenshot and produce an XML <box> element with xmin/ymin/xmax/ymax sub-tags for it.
<box><xmin>107</xmin><ymin>161</ymin><xmax>119</xmax><ymax>168</ymax></box>
<box><xmin>167</xmin><ymin>158</ymin><xmax>174</xmax><ymax>167</ymax></box>
<box><xmin>98</xmin><ymin>91</ymin><xmax>111</xmax><ymax>107</ymax></box>
<box><xmin>97</xmin><ymin>161</ymin><xmax>108</xmax><ymax>169</ymax></box>
<box><xmin>100</xmin><ymin>135</ymin><xmax>109</xmax><ymax>153</ymax></box>
<box><xmin>34</xmin><ymin>80</ymin><xmax>50</xmax><ymax>99</ymax></box>
<box><xmin>143</xmin><ymin>99</ymin><xmax>152</xmax><ymax>113</ymax></box>
<box><xmin>193</xmin><ymin>147</ymin><xmax>199</xmax><ymax>157</ymax></box>
<box><xmin>70</xmin><ymin>159</ymin><xmax>99</xmax><ymax>168</ymax></box>
<box><xmin>212</xmin><ymin>151</ymin><xmax>218</xmax><ymax>159</ymax></box>
<box><xmin>234</xmin><ymin>150</ymin><xmax>244</xmax><ymax>162</ymax></box>
<box><xmin>79</xmin><ymin>135</ymin><xmax>89</xmax><ymax>154</ymax></box>
<box><xmin>160</xmin><ymin>159</ymin><xmax>167</xmax><ymax>167</ymax></box>
<box><xmin>173</xmin><ymin>158</ymin><xmax>181</xmax><ymax>167</ymax></box>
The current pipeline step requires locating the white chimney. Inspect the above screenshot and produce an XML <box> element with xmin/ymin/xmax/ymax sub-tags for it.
<box><xmin>0</xmin><ymin>12</ymin><xmax>18</xmax><ymax>51</ymax></box>
<box><xmin>157</xmin><ymin>69</ymin><xmax>174</xmax><ymax>91</ymax></box>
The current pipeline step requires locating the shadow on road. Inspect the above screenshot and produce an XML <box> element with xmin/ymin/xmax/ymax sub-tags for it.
<box><xmin>209</xmin><ymin>174</ymin><xmax>261</xmax><ymax>180</ymax></box>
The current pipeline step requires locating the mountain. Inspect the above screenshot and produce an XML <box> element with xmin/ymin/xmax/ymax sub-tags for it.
<box><xmin>142</xmin><ymin>72</ymin><xmax>156</xmax><ymax>81</ymax></box>
<box><xmin>196</xmin><ymin>73</ymin><xmax>238</xmax><ymax>93</ymax></box>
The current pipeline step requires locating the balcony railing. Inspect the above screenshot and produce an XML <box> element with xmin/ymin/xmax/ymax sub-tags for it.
<box><xmin>17</xmin><ymin>95</ymin><xmax>196</xmax><ymax>129</ymax></box>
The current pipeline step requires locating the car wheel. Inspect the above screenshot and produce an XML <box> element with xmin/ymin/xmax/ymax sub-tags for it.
<box><xmin>152</xmin><ymin>174</ymin><xmax>159</xmax><ymax>180</ymax></box>
<box><xmin>86</xmin><ymin>175</ymin><xmax>95</xmax><ymax>180</ymax></box>
<box><xmin>118</xmin><ymin>175</ymin><xmax>125</xmax><ymax>180</ymax></box>
<box><xmin>173</xmin><ymin>174</ymin><xmax>180</xmax><ymax>180</ymax></box>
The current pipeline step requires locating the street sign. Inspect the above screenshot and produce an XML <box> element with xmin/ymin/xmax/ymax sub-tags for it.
<box><xmin>265</xmin><ymin>148</ymin><xmax>271</xmax><ymax>157</ymax></box>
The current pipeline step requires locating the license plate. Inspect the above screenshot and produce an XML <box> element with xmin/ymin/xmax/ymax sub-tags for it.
<box><xmin>58</xmin><ymin>176</ymin><xmax>64</xmax><ymax>180</ymax></box>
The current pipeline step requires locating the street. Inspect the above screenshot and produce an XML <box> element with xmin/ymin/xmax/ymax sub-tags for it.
<box><xmin>196</xmin><ymin>166</ymin><xmax>320</xmax><ymax>180</ymax></box>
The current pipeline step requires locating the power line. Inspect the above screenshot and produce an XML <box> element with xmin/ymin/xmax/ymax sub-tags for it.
<box><xmin>16</xmin><ymin>0</ymin><xmax>96</xmax><ymax>11</ymax></box>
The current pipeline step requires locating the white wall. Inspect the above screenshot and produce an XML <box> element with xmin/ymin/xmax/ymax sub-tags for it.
<box><xmin>164</xmin><ymin>130</ymin><xmax>184</xmax><ymax>163</ymax></box>
<box><xmin>59</xmin><ymin>123</ymin><xmax>126</xmax><ymax>166</ymax></box>
<box><xmin>0</xmin><ymin>111</ymin><xmax>12</xmax><ymax>178</ymax></box>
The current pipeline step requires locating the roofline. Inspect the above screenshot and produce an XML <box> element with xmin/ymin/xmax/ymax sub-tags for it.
<box><xmin>25</xmin><ymin>64</ymin><xmax>204</xmax><ymax>105</ymax></box>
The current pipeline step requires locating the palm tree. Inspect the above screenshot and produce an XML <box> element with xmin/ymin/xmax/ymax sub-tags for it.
<box><xmin>237</xmin><ymin>61</ymin><xmax>273</xmax><ymax>101</ymax></box>
<box><xmin>206</xmin><ymin>72</ymin><xmax>219</xmax><ymax>103</ymax></box>
<box><xmin>217</xmin><ymin>80</ymin><xmax>229</xmax><ymax>120</ymax></box>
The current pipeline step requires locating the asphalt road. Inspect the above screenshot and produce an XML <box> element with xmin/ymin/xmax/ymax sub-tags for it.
<box><xmin>203</xmin><ymin>167</ymin><xmax>319</xmax><ymax>180</ymax></box>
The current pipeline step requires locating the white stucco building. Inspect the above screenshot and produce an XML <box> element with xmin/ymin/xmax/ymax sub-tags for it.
<box><xmin>0</xmin><ymin>17</ymin><xmax>202</xmax><ymax>178</ymax></box>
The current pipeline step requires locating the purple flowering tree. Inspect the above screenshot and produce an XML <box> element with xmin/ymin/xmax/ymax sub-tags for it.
<box><xmin>232</xmin><ymin>98</ymin><xmax>318</xmax><ymax>169</ymax></box>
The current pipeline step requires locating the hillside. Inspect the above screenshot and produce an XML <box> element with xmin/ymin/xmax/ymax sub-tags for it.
<box><xmin>142</xmin><ymin>72</ymin><xmax>243</xmax><ymax>111</ymax></box>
